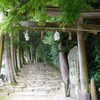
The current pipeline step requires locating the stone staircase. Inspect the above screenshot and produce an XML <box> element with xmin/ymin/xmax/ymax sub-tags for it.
<box><xmin>0</xmin><ymin>63</ymin><xmax>62</xmax><ymax>96</ymax></box>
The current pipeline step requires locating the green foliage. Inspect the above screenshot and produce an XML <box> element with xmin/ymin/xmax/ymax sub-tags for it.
<box><xmin>28</xmin><ymin>31</ymin><xmax>41</xmax><ymax>52</ymax></box>
<box><xmin>59</xmin><ymin>32</ymin><xmax>77</xmax><ymax>53</ymax></box>
<box><xmin>50</xmin><ymin>44</ymin><xmax>60</xmax><ymax>67</ymax></box>
<box><xmin>37</xmin><ymin>44</ymin><xmax>52</xmax><ymax>63</ymax></box>
<box><xmin>57</xmin><ymin>0</ymin><xmax>98</xmax><ymax>24</ymax></box>
<box><xmin>2</xmin><ymin>63</ymin><xmax>5</xmax><ymax>68</ymax></box>
<box><xmin>43</xmin><ymin>31</ymin><xmax>77</xmax><ymax>67</ymax></box>
<box><xmin>43</xmin><ymin>31</ymin><xmax>55</xmax><ymax>44</ymax></box>
<box><xmin>0</xmin><ymin>0</ymin><xmax>99</xmax><ymax>34</ymax></box>
<box><xmin>17</xmin><ymin>30</ymin><xmax>41</xmax><ymax>62</ymax></box>
<box><xmin>85</xmin><ymin>34</ymin><xmax>100</xmax><ymax>87</ymax></box>
<box><xmin>43</xmin><ymin>31</ymin><xmax>60</xmax><ymax>67</ymax></box>
<box><xmin>0</xmin><ymin>11</ymin><xmax>24</xmax><ymax>34</ymax></box>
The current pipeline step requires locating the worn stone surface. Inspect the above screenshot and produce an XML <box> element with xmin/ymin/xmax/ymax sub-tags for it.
<box><xmin>68</xmin><ymin>46</ymin><xmax>79</xmax><ymax>84</ymax></box>
<box><xmin>0</xmin><ymin>63</ymin><xmax>61</xmax><ymax>96</ymax></box>
<box><xmin>68</xmin><ymin>46</ymin><xmax>80</xmax><ymax>98</ymax></box>
<box><xmin>0</xmin><ymin>92</ymin><xmax>9</xmax><ymax>96</ymax></box>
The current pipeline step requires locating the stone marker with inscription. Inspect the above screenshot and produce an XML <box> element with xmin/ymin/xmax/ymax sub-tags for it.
<box><xmin>68</xmin><ymin>46</ymin><xmax>79</xmax><ymax>84</ymax></box>
<box><xmin>68</xmin><ymin>46</ymin><xmax>80</xmax><ymax>98</ymax></box>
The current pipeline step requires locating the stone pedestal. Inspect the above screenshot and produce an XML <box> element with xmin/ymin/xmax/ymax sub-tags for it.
<box><xmin>80</xmin><ymin>93</ymin><xmax>91</xmax><ymax>100</ymax></box>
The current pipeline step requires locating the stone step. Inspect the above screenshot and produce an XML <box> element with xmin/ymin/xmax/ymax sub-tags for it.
<box><xmin>13</xmin><ymin>84</ymin><xmax>26</xmax><ymax>88</ymax></box>
<box><xmin>9</xmin><ymin>91</ymin><xmax>55</xmax><ymax>96</ymax></box>
<box><xmin>0</xmin><ymin>63</ymin><xmax>61</xmax><ymax>96</ymax></box>
<box><xmin>9</xmin><ymin>92</ymin><xmax>34</xmax><ymax>96</ymax></box>
<box><xmin>23</xmin><ymin>87</ymin><xmax>49</xmax><ymax>92</ymax></box>
<box><xmin>44</xmin><ymin>80</ymin><xmax>61</xmax><ymax>84</ymax></box>
<box><xmin>13</xmin><ymin>85</ymin><xmax>61</xmax><ymax>92</ymax></box>
<box><xmin>16</xmin><ymin>79</ymin><xmax>61</xmax><ymax>84</ymax></box>
<box><xmin>30</xmin><ymin>83</ymin><xmax>43</xmax><ymax>87</ymax></box>
<box><xmin>0</xmin><ymin>92</ymin><xmax>9</xmax><ymax>96</ymax></box>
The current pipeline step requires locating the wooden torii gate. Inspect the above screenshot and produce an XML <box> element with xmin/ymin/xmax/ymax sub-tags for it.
<box><xmin>46</xmin><ymin>7</ymin><xmax>100</xmax><ymax>100</ymax></box>
<box><xmin>20</xmin><ymin>7</ymin><xmax>100</xmax><ymax>100</ymax></box>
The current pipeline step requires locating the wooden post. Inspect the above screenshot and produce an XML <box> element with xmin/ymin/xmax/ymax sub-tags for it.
<box><xmin>90</xmin><ymin>79</ymin><xmax>98</xmax><ymax>100</ymax></box>
<box><xmin>58</xmin><ymin>42</ymin><xmax>69</xmax><ymax>97</ymax></box>
<box><xmin>77</xmin><ymin>18</ymin><xmax>90</xmax><ymax>100</ymax></box>
<box><xmin>0</xmin><ymin>34</ymin><xmax>4</xmax><ymax>73</ymax></box>
<box><xmin>77</xmin><ymin>33</ymin><xmax>89</xmax><ymax>93</ymax></box>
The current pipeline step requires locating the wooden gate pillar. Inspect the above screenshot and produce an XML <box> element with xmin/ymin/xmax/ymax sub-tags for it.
<box><xmin>0</xmin><ymin>34</ymin><xmax>4</xmax><ymax>73</ymax></box>
<box><xmin>77</xmin><ymin>18</ymin><xmax>90</xmax><ymax>100</ymax></box>
<box><xmin>77</xmin><ymin>33</ymin><xmax>89</xmax><ymax>92</ymax></box>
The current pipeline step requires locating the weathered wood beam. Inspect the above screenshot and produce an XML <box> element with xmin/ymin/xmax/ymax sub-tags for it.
<box><xmin>46</xmin><ymin>6</ymin><xmax>59</xmax><ymax>16</ymax></box>
<box><xmin>20</xmin><ymin>21</ymin><xmax>61</xmax><ymax>28</ymax></box>
<box><xmin>82</xmin><ymin>12</ymin><xmax>100</xmax><ymax>18</ymax></box>
<box><xmin>20</xmin><ymin>21</ymin><xmax>100</xmax><ymax>33</ymax></box>
<box><xmin>82</xmin><ymin>24</ymin><xmax>100</xmax><ymax>31</ymax></box>
<box><xmin>46</xmin><ymin>6</ymin><xmax>100</xmax><ymax>18</ymax></box>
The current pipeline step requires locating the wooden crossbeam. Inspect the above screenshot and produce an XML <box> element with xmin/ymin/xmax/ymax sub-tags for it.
<box><xmin>20</xmin><ymin>7</ymin><xmax>100</xmax><ymax>34</ymax></box>
<box><xmin>46</xmin><ymin>6</ymin><xmax>100</xmax><ymax>18</ymax></box>
<box><xmin>20</xmin><ymin>21</ymin><xmax>100</xmax><ymax>34</ymax></box>
<box><xmin>20</xmin><ymin>21</ymin><xmax>77</xmax><ymax>28</ymax></box>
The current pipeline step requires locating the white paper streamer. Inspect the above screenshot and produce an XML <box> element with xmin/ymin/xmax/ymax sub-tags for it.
<box><xmin>24</xmin><ymin>30</ymin><xmax>29</xmax><ymax>41</ymax></box>
<box><xmin>54</xmin><ymin>31</ymin><xmax>60</xmax><ymax>41</ymax></box>
<box><xmin>0</xmin><ymin>13</ymin><xmax>3</xmax><ymax>23</ymax></box>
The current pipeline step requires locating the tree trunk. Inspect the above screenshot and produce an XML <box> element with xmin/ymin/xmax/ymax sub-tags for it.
<box><xmin>27</xmin><ymin>48</ymin><xmax>31</xmax><ymax>63</ymax></box>
<box><xmin>17</xmin><ymin>45</ymin><xmax>22</xmax><ymax>69</ymax></box>
<box><xmin>17</xmin><ymin>33</ymin><xmax>22</xmax><ymax>69</ymax></box>
<box><xmin>35</xmin><ymin>51</ymin><xmax>37</xmax><ymax>63</ymax></box>
<box><xmin>0</xmin><ymin>34</ymin><xmax>4</xmax><ymax>74</ymax></box>
<box><xmin>10</xmin><ymin>35</ymin><xmax>18</xmax><ymax>76</ymax></box>
<box><xmin>21</xmin><ymin>49</ymin><xmax>26</xmax><ymax>64</ymax></box>
<box><xmin>13</xmin><ymin>44</ymin><xmax>19</xmax><ymax>72</ymax></box>
<box><xmin>30</xmin><ymin>50</ymin><xmax>34</xmax><ymax>63</ymax></box>
<box><xmin>30</xmin><ymin>52</ymin><xmax>36</xmax><ymax>63</ymax></box>
<box><xmin>5</xmin><ymin>34</ymin><xmax>16</xmax><ymax>85</ymax></box>
<box><xmin>20</xmin><ymin>48</ymin><xmax>23</xmax><ymax>65</ymax></box>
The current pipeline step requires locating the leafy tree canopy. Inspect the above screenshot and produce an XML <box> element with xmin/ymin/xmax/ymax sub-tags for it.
<box><xmin>0</xmin><ymin>0</ymin><xmax>98</xmax><ymax>33</ymax></box>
